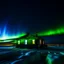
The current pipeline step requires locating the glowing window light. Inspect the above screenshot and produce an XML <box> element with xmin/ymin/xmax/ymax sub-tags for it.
<box><xmin>25</xmin><ymin>40</ymin><xmax>27</xmax><ymax>45</ymax></box>
<box><xmin>40</xmin><ymin>40</ymin><xmax>42</xmax><ymax>44</ymax></box>
<box><xmin>18</xmin><ymin>40</ymin><xmax>20</xmax><ymax>45</ymax></box>
<box><xmin>32</xmin><ymin>39</ymin><xmax>35</xmax><ymax>44</ymax></box>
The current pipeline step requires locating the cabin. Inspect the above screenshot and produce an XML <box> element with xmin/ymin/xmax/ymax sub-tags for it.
<box><xmin>15</xmin><ymin>34</ymin><xmax>47</xmax><ymax>49</ymax></box>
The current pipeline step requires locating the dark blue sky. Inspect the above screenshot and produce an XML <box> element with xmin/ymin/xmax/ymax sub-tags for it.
<box><xmin>0</xmin><ymin>1</ymin><xmax>64</xmax><ymax>34</ymax></box>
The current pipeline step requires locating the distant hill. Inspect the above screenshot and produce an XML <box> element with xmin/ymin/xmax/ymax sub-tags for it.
<box><xmin>42</xmin><ymin>34</ymin><xmax>64</xmax><ymax>44</ymax></box>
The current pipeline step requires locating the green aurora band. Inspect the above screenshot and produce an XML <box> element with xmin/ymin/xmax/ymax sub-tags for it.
<box><xmin>0</xmin><ymin>33</ymin><xmax>26</xmax><ymax>40</ymax></box>
<box><xmin>38</xmin><ymin>26</ymin><xmax>64</xmax><ymax>36</ymax></box>
<box><xmin>0</xmin><ymin>26</ymin><xmax>64</xmax><ymax>43</ymax></box>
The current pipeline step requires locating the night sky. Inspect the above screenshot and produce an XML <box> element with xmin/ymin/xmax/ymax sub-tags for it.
<box><xmin>0</xmin><ymin>1</ymin><xmax>64</xmax><ymax>35</ymax></box>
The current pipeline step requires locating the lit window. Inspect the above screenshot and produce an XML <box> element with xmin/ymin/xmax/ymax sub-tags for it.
<box><xmin>18</xmin><ymin>40</ymin><xmax>20</xmax><ymax>45</ymax></box>
<box><xmin>32</xmin><ymin>39</ymin><xmax>35</xmax><ymax>44</ymax></box>
<box><xmin>40</xmin><ymin>40</ymin><xmax>42</xmax><ymax>44</ymax></box>
<box><xmin>25</xmin><ymin>40</ymin><xmax>27</xmax><ymax>45</ymax></box>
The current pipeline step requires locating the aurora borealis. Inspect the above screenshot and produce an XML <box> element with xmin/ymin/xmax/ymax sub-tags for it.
<box><xmin>0</xmin><ymin>23</ymin><xmax>26</xmax><ymax>40</ymax></box>
<box><xmin>0</xmin><ymin>25</ymin><xmax>64</xmax><ymax>40</ymax></box>
<box><xmin>0</xmin><ymin>25</ymin><xmax>26</xmax><ymax>40</ymax></box>
<box><xmin>0</xmin><ymin>2</ymin><xmax>63</xmax><ymax>44</ymax></box>
<box><xmin>0</xmin><ymin>26</ymin><xmax>63</xmax><ymax>44</ymax></box>
<box><xmin>0</xmin><ymin>32</ymin><xmax>26</xmax><ymax>40</ymax></box>
<box><xmin>0</xmin><ymin>1</ymin><xmax>64</xmax><ymax>64</ymax></box>
<box><xmin>38</xmin><ymin>26</ymin><xmax>64</xmax><ymax>36</ymax></box>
